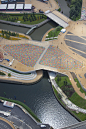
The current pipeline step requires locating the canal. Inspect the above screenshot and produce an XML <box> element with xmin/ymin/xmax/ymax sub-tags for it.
<box><xmin>0</xmin><ymin>71</ymin><xmax>78</xmax><ymax>129</ymax></box>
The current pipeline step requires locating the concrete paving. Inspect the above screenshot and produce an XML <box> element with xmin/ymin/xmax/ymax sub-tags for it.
<box><xmin>45</xmin><ymin>12</ymin><xmax>69</xmax><ymax>28</ymax></box>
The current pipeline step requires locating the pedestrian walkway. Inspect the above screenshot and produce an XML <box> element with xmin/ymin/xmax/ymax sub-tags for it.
<box><xmin>48</xmin><ymin>71</ymin><xmax>86</xmax><ymax>114</ymax></box>
<box><xmin>0</xmin><ymin>67</ymin><xmax>37</xmax><ymax>80</ymax></box>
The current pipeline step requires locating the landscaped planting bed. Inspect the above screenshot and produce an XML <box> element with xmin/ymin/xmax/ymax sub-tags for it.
<box><xmin>0</xmin><ymin>13</ymin><xmax>47</xmax><ymax>25</ymax></box>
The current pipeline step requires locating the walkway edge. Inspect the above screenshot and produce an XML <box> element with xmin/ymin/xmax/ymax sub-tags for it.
<box><xmin>48</xmin><ymin>71</ymin><xmax>86</xmax><ymax>115</ymax></box>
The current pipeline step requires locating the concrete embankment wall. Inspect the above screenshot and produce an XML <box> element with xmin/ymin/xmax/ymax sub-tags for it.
<box><xmin>0</xmin><ymin>19</ymin><xmax>50</xmax><ymax>29</ymax></box>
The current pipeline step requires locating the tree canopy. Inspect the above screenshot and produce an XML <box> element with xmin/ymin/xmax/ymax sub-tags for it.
<box><xmin>69</xmin><ymin>0</ymin><xmax>82</xmax><ymax>20</ymax></box>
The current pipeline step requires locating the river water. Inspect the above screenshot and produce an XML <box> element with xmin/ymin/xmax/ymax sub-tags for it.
<box><xmin>0</xmin><ymin>71</ymin><xmax>78</xmax><ymax>129</ymax></box>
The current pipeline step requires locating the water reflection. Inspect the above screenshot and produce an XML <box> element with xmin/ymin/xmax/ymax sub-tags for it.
<box><xmin>0</xmin><ymin>77</ymin><xmax>78</xmax><ymax>129</ymax></box>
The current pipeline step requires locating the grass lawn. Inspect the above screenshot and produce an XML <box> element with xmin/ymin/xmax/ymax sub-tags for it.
<box><xmin>0</xmin><ymin>13</ymin><xmax>47</xmax><ymax>25</ymax></box>
<box><xmin>55</xmin><ymin>75</ymin><xmax>71</xmax><ymax>88</ymax></box>
<box><xmin>46</xmin><ymin>26</ymin><xmax>62</xmax><ymax>38</ymax></box>
<box><xmin>69</xmin><ymin>92</ymin><xmax>86</xmax><ymax>109</ymax></box>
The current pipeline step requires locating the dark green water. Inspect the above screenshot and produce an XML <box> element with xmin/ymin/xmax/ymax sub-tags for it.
<box><xmin>29</xmin><ymin>20</ymin><xmax>58</xmax><ymax>41</ymax></box>
<box><xmin>0</xmin><ymin>71</ymin><xmax>78</xmax><ymax>129</ymax></box>
<box><xmin>0</xmin><ymin>20</ymin><xmax>57</xmax><ymax>41</ymax></box>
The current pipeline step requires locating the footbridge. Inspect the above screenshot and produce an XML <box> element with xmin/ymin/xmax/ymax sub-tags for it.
<box><xmin>26</xmin><ymin>25</ymin><xmax>37</xmax><ymax>35</ymax></box>
<box><xmin>62</xmin><ymin>120</ymin><xmax>86</xmax><ymax>129</ymax></box>
<box><xmin>45</xmin><ymin>10</ymin><xmax>71</xmax><ymax>28</ymax></box>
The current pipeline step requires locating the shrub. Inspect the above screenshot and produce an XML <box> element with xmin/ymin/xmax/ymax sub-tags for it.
<box><xmin>0</xmin><ymin>71</ymin><xmax>6</xmax><ymax>76</ymax></box>
<box><xmin>8</xmin><ymin>73</ymin><xmax>11</xmax><ymax>77</ymax></box>
<box><xmin>58</xmin><ymin>8</ymin><xmax>61</xmax><ymax>12</ymax></box>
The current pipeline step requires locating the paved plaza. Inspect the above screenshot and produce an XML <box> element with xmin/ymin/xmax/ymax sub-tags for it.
<box><xmin>39</xmin><ymin>45</ymin><xmax>82</xmax><ymax>70</ymax></box>
<box><xmin>3</xmin><ymin>44</ymin><xmax>45</xmax><ymax>67</ymax></box>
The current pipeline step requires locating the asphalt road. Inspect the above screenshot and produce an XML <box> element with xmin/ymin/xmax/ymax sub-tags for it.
<box><xmin>65</xmin><ymin>34</ymin><xmax>86</xmax><ymax>58</ymax></box>
<box><xmin>65</xmin><ymin>35</ymin><xmax>86</xmax><ymax>43</ymax></box>
<box><xmin>0</xmin><ymin>120</ymin><xmax>13</xmax><ymax>129</ymax></box>
<box><xmin>0</xmin><ymin>101</ymin><xmax>50</xmax><ymax>129</ymax></box>
<box><xmin>70</xmin><ymin>48</ymin><xmax>86</xmax><ymax>58</ymax></box>
<box><xmin>65</xmin><ymin>40</ymin><xmax>86</xmax><ymax>53</ymax></box>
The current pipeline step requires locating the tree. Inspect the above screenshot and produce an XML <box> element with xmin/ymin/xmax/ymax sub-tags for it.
<box><xmin>8</xmin><ymin>73</ymin><xmax>11</xmax><ymax>77</ymax></box>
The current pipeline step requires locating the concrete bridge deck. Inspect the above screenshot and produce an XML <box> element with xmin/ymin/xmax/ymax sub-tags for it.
<box><xmin>52</xmin><ymin>11</ymin><xmax>71</xmax><ymax>23</ymax></box>
<box><xmin>45</xmin><ymin>11</ymin><xmax>71</xmax><ymax>28</ymax></box>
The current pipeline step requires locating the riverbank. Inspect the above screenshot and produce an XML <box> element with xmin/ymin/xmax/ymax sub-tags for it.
<box><xmin>42</xmin><ymin>28</ymin><xmax>55</xmax><ymax>41</ymax></box>
<box><xmin>0</xmin><ymin>97</ymin><xmax>41</xmax><ymax>122</ymax></box>
<box><xmin>0</xmin><ymin>18</ymin><xmax>50</xmax><ymax>29</ymax></box>
<box><xmin>49</xmin><ymin>72</ymin><xmax>86</xmax><ymax>121</ymax></box>
<box><xmin>0</xmin><ymin>29</ymin><xmax>31</xmax><ymax>40</ymax></box>
<box><xmin>52</xmin><ymin>86</ymin><xmax>81</xmax><ymax>122</ymax></box>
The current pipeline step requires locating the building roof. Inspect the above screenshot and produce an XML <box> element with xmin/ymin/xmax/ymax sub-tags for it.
<box><xmin>7</xmin><ymin>4</ymin><xmax>15</xmax><ymax>9</ymax></box>
<box><xmin>16</xmin><ymin>4</ymin><xmax>23</xmax><ymax>9</ymax></box>
<box><xmin>24</xmin><ymin>4</ymin><xmax>32</xmax><ymax>9</ymax></box>
<box><xmin>3</xmin><ymin>101</ymin><xmax>14</xmax><ymax>108</ymax></box>
<box><xmin>0</xmin><ymin>4</ymin><xmax>7</xmax><ymax>9</ymax></box>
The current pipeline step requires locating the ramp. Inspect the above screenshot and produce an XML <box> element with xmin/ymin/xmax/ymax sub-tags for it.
<box><xmin>26</xmin><ymin>25</ymin><xmax>37</xmax><ymax>35</ymax></box>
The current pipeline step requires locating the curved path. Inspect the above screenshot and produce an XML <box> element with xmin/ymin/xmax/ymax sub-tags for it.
<box><xmin>0</xmin><ymin>67</ymin><xmax>37</xmax><ymax>80</ymax></box>
<box><xmin>0</xmin><ymin>117</ymin><xmax>15</xmax><ymax>129</ymax></box>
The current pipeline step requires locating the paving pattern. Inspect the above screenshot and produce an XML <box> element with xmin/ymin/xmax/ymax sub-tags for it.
<box><xmin>3</xmin><ymin>44</ymin><xmax>45</xmax><ymax>67</ymax></box>
<box><xmin>39</xmin><ymin>45</ymin><xmax>82</xmax><ymax>70</ymax></box>
<box><xmin>81</xmin><ymin>9</ymin><xmax>86</xmax><ymax>20</ymax></box>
